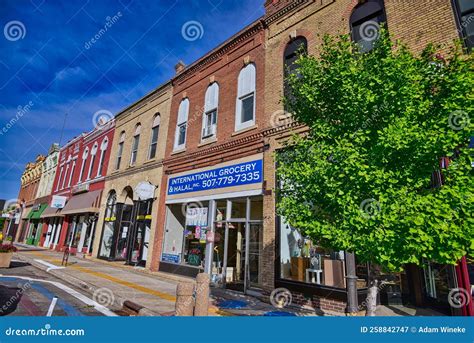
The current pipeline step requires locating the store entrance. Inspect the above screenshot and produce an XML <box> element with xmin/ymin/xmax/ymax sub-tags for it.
<box><xmin>211</xmin><ymin>197</ymin><xmax>263</xmax><ymax>293</ymax></box>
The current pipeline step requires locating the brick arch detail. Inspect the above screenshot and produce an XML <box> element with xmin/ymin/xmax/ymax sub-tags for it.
<box><xmin>277</xmin><ymin>29</ymin><xmax>313</xmax><ymax>58</ymax></box>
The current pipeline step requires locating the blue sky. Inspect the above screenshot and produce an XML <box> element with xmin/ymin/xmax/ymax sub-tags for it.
<box><xmin>0</xmin><ymin>0</ymin><xmax>265</xmax><ymax>202</ymax></box>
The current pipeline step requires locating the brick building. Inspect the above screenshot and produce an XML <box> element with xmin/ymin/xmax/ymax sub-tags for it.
<box><xmin>92</xmin><ymin>82</ymin><xmax>172</xmax><ymax>268</ymax></box>
<box><xmin>150</xmin><ymin>20</ymin><xmax>267</xmax><ymax>290</ymax></box>
<box><xmin>41</xmin><ymin>120</ymin><xmax>115</xmax><ymax>255</ymax></box>
<box><xmin>15</xmin><ymin>154</ymin><xmax>45</xmax><ymax>243</ymax></box>
<box><xmin>262</xmin><ymin>0</ymin><xmax>470</xmax><ymax>314</ymax></box>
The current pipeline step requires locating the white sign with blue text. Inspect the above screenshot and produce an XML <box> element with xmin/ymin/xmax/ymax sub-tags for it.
<box><xmin>167</xmin><ymin>159</ymin><xmax>263</xmax><ymax>195</ymax></box>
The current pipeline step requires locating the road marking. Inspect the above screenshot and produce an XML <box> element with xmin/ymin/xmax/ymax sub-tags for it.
<box><xmin>0</xmin><ymin>275</ymin><xmax>117</xmax><ymax>317</ymax></box>
<box><xmin>34</xmin><ymin>259</ymin><xmax>65</xmax><ymax>271</ymax></box>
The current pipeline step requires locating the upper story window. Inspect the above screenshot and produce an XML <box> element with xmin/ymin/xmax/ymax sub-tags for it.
<box><xmin>55</xmin><ymin>167</ymin><xmax>63</xmax><ymax>191</ymax></box>
<box><xmin>202</xmin><ymin>82</ymin><xmax>219</xmax><ymax>139</ymax></box>
<box><xmin>87</xmin><ymin>143</ymin><xmax>98</xmax><ymax>180</ymax></box>
<box><xmin>97</xmin><ymin>137</ymin><xmax>109</xmax><ymax>177</ymax></box>
<box><xmin>350</xmin><ymin>0</ymin><xmax>386</xmax><ymax>52</ymax></box>
<box><xmin>235</xmin><ymin>63</ymin><xmax>256</xmax><ymax>131</ymax></box>
<box><xmin>174</xmin><ymin>98</ymin><xmax>189</xmax><ymax>151</ymax></box>
<box><xmin>284</xmin><ymin>37</ymin><xmax>307</xmax><ymax>108</ymax></box>
<box><xmin>67</xmin><ymin>159</ymin><xmax>76</xmax><ymax>187</ymax></box>
<box><xmin>453</xmin><ymin>0</ymin><xmax>474</xmax><ymax>50</ymax></box>
<box><xmin>148</xmin><ymin>114</ymin><xmax>160</xmax><ymax>159</ymax></box>
<box><xmin>130</xmin><ymin>124</ymin><xmax>141</xmax><ymax>166</ymax></box>
<box><xmin>116</xmin><ymin>131</ymin><xmax>125</xmax><ymax>170</ymax></box>
<box><xmin>79</xmin><ymin>148</ymin><xmax>89</xmax><ymax>183</ymax></box>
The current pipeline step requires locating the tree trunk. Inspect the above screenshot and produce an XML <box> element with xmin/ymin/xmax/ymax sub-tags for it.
<box><xmin>365</xmin><ymin>264</ymin><xmax>380</xmax><ymax>316</ymax></box>
<box><xmin>365</xmin><ymin>278</ymin><xmax>378</xmax><ymax>316</ymax></box>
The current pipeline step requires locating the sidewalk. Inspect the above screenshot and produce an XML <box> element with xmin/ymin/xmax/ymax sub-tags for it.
<box><xmin>13</xmin><ymin>245</ymin><xmax>181</xmax><ymax>316</ymax></box>
<box><xmin>11</xmin><ymin>244</ymin><xmax>443</xmax><ymax>317</ymax></box>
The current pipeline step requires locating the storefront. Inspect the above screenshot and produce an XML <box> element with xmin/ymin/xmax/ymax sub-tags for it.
<box><xmin>24</xmin><ymin>203</ymin><xmax>48</xmax><ymax>245</ymax></box>
<box><xmin>160</xmin><ymin>154</ymin><xmax>264</xmax><ymax>293</ymax></box>
<box><xmin>58</xmin><ymin>189</ymin><xmax>102</xmax><ymax>254</ymax></box>
<box><xmin>17</xmin><ymin>206</ymin><xmax>32</xmax><ymax>243</ymax></box>
<box><xmin>98</xmin><ymin>182</ymin><xmax>155</xmax><ymax>267</ymax></box>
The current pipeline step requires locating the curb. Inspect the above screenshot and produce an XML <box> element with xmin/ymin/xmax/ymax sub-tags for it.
<box><xmin>15</xmin><ymin>252</ymin><xmax>162</xmax><ymax>316</ymax></box>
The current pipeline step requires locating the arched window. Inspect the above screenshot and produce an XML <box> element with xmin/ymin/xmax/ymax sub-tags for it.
<box><xmin>79</xmin><ymin>148</ymin><xmax>89</xmax><ymax>183</ymax></box>
<box><xmin>130</xmin><ymin>124</ymin><xmax>141</xmax><ymax>165</ymax></box>
<box><xmin>87</xmin><ymin>143</ymin><xmax>98</xmax><ymax>180</ymax></box>
<box><xmin>283</xmin><ymin>37</ymin><xmax>307</xmax><ymax>109</ymax></box>
<box><xmin>97</xmin><ymin>137</ymin><xmax>109</xmax><ymax>177</ymax></box>
<box><xmin>452</xmin><ymin>0</ymin><xmax>474</xmax><ymax>49</ymax></box>
<box><xmin>350</xmin><ymin>0</ymin><xmax>386</xmax><ymax>52</ymax></box>
<box><xmin>202</xmin><ymin>82</ymin><xmax>219</xmax><ymax>139</ymax></box>
<box><xmin>56</xmin><ymin>166</ymin><xmax>63</xmax><ymax>191</ymax></box>
<box><xmin>148</xmin><ymin>114</ymin><xmax>160</xmax><ymax>159</ymax></box>
<box><xmin>235</xmin><ymin>63</ymin><xmax>256</xmax><ymax>131</ymax></box>
<box><xmin>105</xmin><ymin>190</ymin><xmax>117</xmax><ymax>218</ymax></box>
<box><xmin>67</xmin><ymin>158</ymin><xmax>76</xmax><ymax>187</ymax></box>
<box><xmin>174</xmin><ymin>99</ymin><xmax>189</xmax><ymax>151</ymax></box>
<box><xmin>116</xmin><ymin>131</ymin><xmax>125</xmax><ymax>170</ymax></box>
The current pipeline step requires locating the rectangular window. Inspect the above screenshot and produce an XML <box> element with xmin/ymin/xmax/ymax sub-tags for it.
<box><xmin>98</xmin><ymin>150</ymin><xmax>106</xmax><ymax>176</ymax></box>
<box><xmin>148</xmin><ymin>126</ymin><xmax>159</xmax><ymax>159</ymax></box>
<box><xmin>240</xmin><ymin>94</ymin><xmax>254</xmax><ymax>124</ymax></box>
<box><xmin>177</xmin><ymin>124</ymin><xmax>186</xmax><ymax>147</ymax></box>
<box><xmin>130</xmin><ymin>135</ymin><xmax>139</xmax><ymax>165</ymax></box>
<box><xmin>67</xmin><ymin>162</ymin><xmax>75</xmax><ymax>187</ymax></box>
<box><xmin>454</xmin><ymin>0</ymin><xmax>474</xmax><ymax>49</ymax></box>
<box><xmin>116</xmin><ymin>142</ymin><xmax>123</xmax><ymax>169</ymax></box>
<box><xmin>87</xmin><ymin>155</ymin><xmax>95</xmax><ymax>180</ymax></box>
<box><xmin>202</xmin><ymin>110</ymin><xmax>217</xmax><ymax>138</ymax></box>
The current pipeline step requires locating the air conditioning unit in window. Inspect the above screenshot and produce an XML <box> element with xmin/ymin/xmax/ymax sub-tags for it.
<box><xmin>202</xmin><ymin>125</ymin><xmax>216</xmax><ymax>138</ymax></box>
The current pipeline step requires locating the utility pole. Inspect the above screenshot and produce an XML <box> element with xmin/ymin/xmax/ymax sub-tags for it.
<box><xmin>345</xmin><ymin>251</ymin><xmax>359</xmax><ymax>315</ymax></box>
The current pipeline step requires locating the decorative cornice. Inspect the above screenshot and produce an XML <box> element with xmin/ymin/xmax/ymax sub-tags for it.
<box><xmin>173</xmin><ymin>20</ymin><xmax>265</xmax><ymax>85</ymax></box>
<box><xmin>105</xmin><ymin>159</ymin><xmax>164</xmax><ymax>181</ymax></box>
<box><xmin>264</xmin><ymin>0</ymin><xmax>311</xmax><ymax>25</ymax></box>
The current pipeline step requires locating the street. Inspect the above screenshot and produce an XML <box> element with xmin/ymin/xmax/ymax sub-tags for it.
<box><xmin>0</xmin><ymin>260</ymin><xmax>115</xmax><ymax>317</ymax></box>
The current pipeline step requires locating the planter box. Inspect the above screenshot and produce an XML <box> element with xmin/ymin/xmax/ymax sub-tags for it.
<box><xmin>0</xmin><ymin>252</ymin><xmax>13</xmax><ymax>268</ymax></box>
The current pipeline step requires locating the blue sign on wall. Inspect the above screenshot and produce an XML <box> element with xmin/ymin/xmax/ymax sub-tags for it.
<box><xmin>167</xmin><ymin>159</ymin><xmax>263</xmax><ymax>195</ymax></box>
<box><xmin>161</xmin><ymin>253</ymin><xmax>180</xmax><ymax>264</ymax></box>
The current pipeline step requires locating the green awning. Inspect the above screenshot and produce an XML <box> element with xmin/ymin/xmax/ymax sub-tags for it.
<box><xmin>27</xmin><ymin>204</ymin><xmax>48</xmax><ymax>220</ymax></box>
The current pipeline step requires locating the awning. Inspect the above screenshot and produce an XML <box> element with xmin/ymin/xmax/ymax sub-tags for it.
<box><xmin>41</xmin><ymin>206</ymin><xmax>64</xmax><ymax>218</ymax></box>
<box><xmin>60</xmin><ymin>190</ymin><xmax>102</xmax><ymax>216</ymax></box>
<box><xmin>27</xmin><ymin>203</ymin><xmax>48</xmax><ymax>220</ymax></box>
<box><xmin>21</xmin><ymin>206</ymin><xmax>32</xmax><ymax>219</ymax></box>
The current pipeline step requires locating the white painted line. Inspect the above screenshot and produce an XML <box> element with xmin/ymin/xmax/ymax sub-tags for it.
<box><xmin>34</xmin><ymin>259</ymin><xmax>65</xmax><ymax>272</ymax></box>
<box><xmin>0</xmin><ymin>274</ymin><xmax>117</xmax><ymax>317</ymax></box>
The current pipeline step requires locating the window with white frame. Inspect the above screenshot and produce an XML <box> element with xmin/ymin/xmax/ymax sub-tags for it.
<box><xmin>97</xmin><ymin>137</ymin><xmax>108</xmax><ymax>177</ymax></box>
<box><xmin>202</xmin><ymin>83</ymin><xmax>219</xmax><ymax>139</ymax></box>
<box><xmin>130</xmin><ymin>124</ymin><xmax>141</xmax><ymax>165</ymax></box>
<box><xmin>235</xmin><ymin>63</ymin><xmax>256</xmax><ymax>131</ymax></box>
<box><xmin>61</xmin><ymin>157</ymin><xmax>71</xmax><ymax>189</ymax></box>
<box><xmin>116</xmin><ymin>131</ymin><xmax>125</xmax><ymax>170</ymax></box>
<box><xmin>148</xmin><ymin>114</ymin><xmax>160</xmax><ymax>159</ymax></box>
<box><xmin>67</xmin><ymin>160</ymin><xmax>76</xmax><ymax>187</ymax></box>
<box><xmin>78</xmin><ymin>148</ymin><xmax>89</xmax><ymax>183</ymax></box>
<box><xmin>56</xmin><ymin>167</ymin><xmax>63</xmax><ymax>191</ymax></box>
<box><xmin>87</xmin><ymin>143</ymin><xmax>98</xmax><ymax>180</ymax></box>
<box><xmin>174</xmin><ymin>98</ymin><xmax>189</xmax><ymax>151</ymax></box>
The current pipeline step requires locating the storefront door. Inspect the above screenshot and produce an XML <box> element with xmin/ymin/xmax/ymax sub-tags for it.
<box><xmin>210</xmin><ymin>197</ymin><xmax>263</xmax><ymax>293</ymax></box>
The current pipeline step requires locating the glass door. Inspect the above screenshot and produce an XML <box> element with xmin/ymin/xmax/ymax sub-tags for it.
<box><xmin>247</xmin><ymin>222</ymin><xmax>263</xmax><ymax>287</ymax></box>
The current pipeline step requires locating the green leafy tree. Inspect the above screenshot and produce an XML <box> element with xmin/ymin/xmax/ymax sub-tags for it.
<box><xmin>277</xmin><ymin>30</ymin><xmax>473</xmax><ymax>315</ymax></box>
